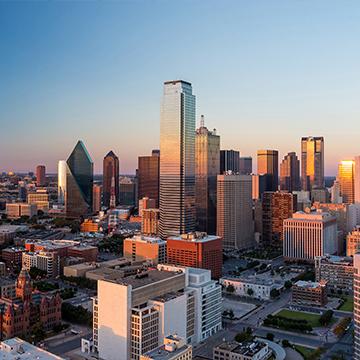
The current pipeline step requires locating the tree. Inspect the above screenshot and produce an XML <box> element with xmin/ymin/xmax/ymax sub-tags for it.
<box><xmin>319</xmin><ymin>310</ymin><xmax>333</xmax><ymax>326</ymax></box>
<box><xmin>229</xmin><ymin>309</ymin><xmax>234</xmax><ymax>320</ymax></box>
<box><xmin>270</xmin><ymin>288</ymin><xmax>280</xmax><ymax>299</ymax></box>
<box><xmin>282</xmin><ymin>339</ymin><xmax>291</xmax><ymax>348</ymax></box>
<box><xmin>247</xmin><ymin>288</ymin><xmax>254</xmax><ymax>296</ymax></box>
<box><xmin>266</xmin><ymin>333</ymin><xmax>274</xmax><ymax>341</ymax></box>
<box><xmin>234</xmin><ymin>328</ymin><xmax>253</xmax><ymax>343</ymax></box>
<box><xmin>284</xmin><ymin>280</ymin><xmax>292</xmax><ymax>289</ymax></box>
<box><xmin>227</xmin><ymin>284</ymin><xmax>235</xmax><ymax>293</ymax></box>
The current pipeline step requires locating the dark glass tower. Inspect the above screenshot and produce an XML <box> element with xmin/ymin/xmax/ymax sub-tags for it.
<box><xmin>65</xmin><ymin>141</ymin><xmax>93</xmax><ymax>218</ymax></box>
<box><xmin>220</xmin><ymin>150</ymin><xmax>240</xmax><ymax>174</ymax></box>
<box><xmin>103</xmin><ymin>151</ymin><xmax>120</xmax><ymax>208</ymax></box>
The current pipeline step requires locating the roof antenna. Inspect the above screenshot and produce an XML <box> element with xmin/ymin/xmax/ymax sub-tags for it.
<box><xmin>200</xmin><ymin>114</ymin><xmax>205</xmax><ymax>128</ymax></box>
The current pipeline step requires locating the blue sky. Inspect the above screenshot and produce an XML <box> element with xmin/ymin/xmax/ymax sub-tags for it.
<box><xmin>1</xmin><ymin>0</ymin><xmax>360</xmax><ymax>174</ymax></box>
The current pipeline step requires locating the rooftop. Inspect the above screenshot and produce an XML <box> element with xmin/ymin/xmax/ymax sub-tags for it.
<box><xmin>215</xmin><ymin>341</ymin><xmax>267</xmax><ymax>357</ymax></box>
<box><xmin>295</xmin><ymin>280</ymin><xmax>327</xmax><ymax>288</ymax></box>
<box><xmin>0</xmin><ymin>337</ymin><xmax>64</xmax><ymax>360</ymax></box>
<box><xmin>169</xmin><ymin>232</ymin><xmax>221</xmax><ymax>243</ymax></box>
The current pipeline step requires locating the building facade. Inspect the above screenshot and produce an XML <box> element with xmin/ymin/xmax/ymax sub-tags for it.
<box><xmin>301</xmin><ymin>136</ymin><xmax>324</xmax><ymax>191</ymax></box>
<box><xmin>103</xmin><ymin>151</ymin><xmax>120</xmax><ymax>208</ymax></box>
<box><xmin>220</xmin><ymin>150</ymin><xmax>240</xmax><ymax>174</ymax></box>
<box><xmin>354</xmin><ymin>253</ymin><xmax>360</xmax><ymax>359</ymax></box>
<box><xmin>257</xmin><ymin>150</ymin><xmax>279</xmax><ymax>192</ymax></box>
<box><xmin>347</xmin><ymin>226</ymin><xmax>360</xmax><ymax>256</ymax></box>
<box><xmin>217</xmin><ymin>174</ymin><xmax>254</xmax><ymax>250</ymax></box>
<box><xmin>292</xmin><ymin>280</ymin><xmax>327</xmax><ymax>307</ymax></box>
<box><xmin>142</xmin><ymin>209</ymin><xmax>160</xmax><ymax>236</ymax></box>
<box><xmin>36</xmin><ymin>165</ymin><xmax>46</xmax><ymax>187</ymax></box>
<box><xmin>279</xmin><ymin>152</ymin><xmax>300</xmax><ymax>192</ymax></box>
<box><xmin>239</xmin><ymin>157</ymin><xmax>252</xmax><ymax>175</ymax></box>
<box><xmin>159</xmin><ymin>80</ymin><xmax>196</xmax><ymax>239</ymax></box>
<box><xmin>338</xmin><ymin>160</ymin><xmax>355</xmax><ymax>204</ymax></box>
<box><xmin>57</xmin><ymin>160</ymin><xmax>67</xmax><ymax>205</ymax></box>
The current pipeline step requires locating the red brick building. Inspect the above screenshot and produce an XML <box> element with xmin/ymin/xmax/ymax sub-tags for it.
<box><xmin>67</xmin><ymin>245</ymin><xmax>98</xmax><ymax>262</ymax></box>
<box><xmin>0</xmin><ymin>270</ymin><xmax>61</xmax><ymax>339</ymax></box>
<box><xmin>167</xmin><ymin>232</ymin><xmax>223</xmax><ymax>279</ymax></box>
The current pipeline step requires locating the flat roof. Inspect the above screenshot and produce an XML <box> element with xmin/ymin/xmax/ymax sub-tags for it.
<box><xmin>164</xmin><ymin>79</ymin><xmax>191</xmax><ymax>86</ymax></box>
<box><xmin>169</xmin><ymin>233</ymin><xmax>221</xmax><ymax>243</ymax></box>
<box><xmin>295</xmin><ymin>280</ymin><xmax>325</xmax><ymax>288</ymax></box>
<box><xmin>143</xmin><ymin>343</ymin><xmax>190</xmax><ymax>359</ymax></box>
<box><xmin>215</xmin><ymin>341</ymin><xmax>267</xmax><ymax>356</ymax></box>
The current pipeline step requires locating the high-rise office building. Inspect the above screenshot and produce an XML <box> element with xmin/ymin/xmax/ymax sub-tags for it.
<box><xmin>301</xmin><ymin>136</ymin><xmax>324</xmax><ymax>191</ymax></box>
<box><xmin>338</xmin><ymin>160</ymin><xmax>355</xmax><ymax>204</ymax></box>
<box><xmin>354</xmin><ymin>253</ymin><xmax>360</xmax><ymax>360</ymax></box>
<box><xmin>103</xmin><ymin>151</ymin><xmax>119</xmax><ymax>208</ymax></box>
<box><xmin>220</xmin><ymin>150</ymin><xmax>240</xmax><ymax>174</ymax></box>
<box><xmin>195</xmin><ymin>116</ymin><xmax>220</xmax><ymax>234</ymax></box>
<box><xmin>119</xmin><ymin>178</ymin><xmax>136</xmax><ymax>206</ymax></box>
<box><xmin>65</xmin><ymin>140</ymin><xmax>93</xmax><ymax>218</ymax></box>
<box><xmin>239</xmin><ymin>156</ymin><xmax>252</xmax><ymax>175</ymax></box>
<box><xmin>217</xmin><ymin>174</ymin><xmax>254</xmax><ymax>250</ymax></box>
<box><xmin>93</xmin><ymin>184</ymin><xmax>102</xmax><ymax>213</ymax></box>
<box><xmin>283</xmin><ymin>210</ymin><xmax>338</xmax><ymax>262</ymax></box>
<box><xmin>159</xmin><ymin>80</ymin><xmax>196</xmax><ymax>239</ymax></box>
<box><xmin>355</xmin><ymin>156</ymin><xmax>360</xmax><ymax>203</ymax></box>
<box><xmin>138</xmin><ymin>150</ymin><xmax>160</xmax><ymax>207</ymax></box>
<box><xmin>167</xmin><ymin>232</ymin><xmax>223</xmax><ymax>279</ymax></box>
<box><xmin>257</xmin><ymin>150</ymin><xmax>279</xmax><ymax>191</ymax></box>
<box><xmin>280</xmin><ymin>152</ymin><xmax>300</xmax><ymax>192</ymax></box>
<box><xmin>262</xmin><ymin>191</ymin><xmax>297</xmax><ymax>244</ymax></box>
<box><xmin>331</xmin><ymin>180</ymin><xmax>342</xmax><ymax>204</ymax></box>
<box><xmin>57</xmin><ymin>160</ymin><xmax>67</xmax><ymax>205</ymax></box>
<box><xmin>36</xmin><ymin>165</ymin><xmax>46</xmax><ymax>187</ymax></box>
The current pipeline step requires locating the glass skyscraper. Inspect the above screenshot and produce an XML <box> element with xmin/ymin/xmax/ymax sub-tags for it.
<box><xmin>103</xmin><ymin>150</ymin><xmax>119</xmax><ymax>208</ymax></box>
<box><xmin>301</xmin><ymin>136</ymin><xmax>324</xmax><ymax>191</ymax></box>
<box><xmin>159</xmin><ymin>80</ymin><xmax>196</xmax><ymax>239</ymax></box>
<box><xmin>280</xmin><ymin>152</ymin><xmax>300</xmax><ymax>192</ymax></box>
<box><xmin>65</xmin><ymin>140</ymin><xmax>94</xmax><ymax>218</ymax></box>
<box><xmin>57</xmin><ymin>160</ymin><xmax>67</xmax><ymax>204</ymax></box>
<box><xmin>257</xmin><ymin>149</ymin><xmax>279</xmax><ymax>191</ymax></box>
<box><xmin>338</xmin><ymin>160</ymin><xmax>355</xmax><ymax>204</ymax></box>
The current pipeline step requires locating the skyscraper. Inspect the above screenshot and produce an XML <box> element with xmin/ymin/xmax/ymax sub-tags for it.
<box><xmin>338</xmin><ymin>160</ymin><xmax>355</xmax><ymax>205</ymax></box>
<box><xmin>257</xmin><ymin>150</ymin><xmax>279</xmax><ymax>191</ymax></box>
<box><xmin>280</xmin><ymin>152</ymin><xmax>300</xmax><ymax>192</ymax></box>
<box><xmin>239</xmin><ymin>156</ymin><xmax>252</xmax><ymax>175</ymax></box>
<box><xmin>354</xmin><ymin>253</ymin><xmax>360</xmax><ymax>360</ymax></box>
<box><xmin>103</xmin><ymin>151</ymin><xmax>119</xmax><ymax>208</ymax></box>
<box><xmin>220</xmin><ymin>150</ymin><xmax>240</xmax><ymax>174</ymax></box>
<box><xmin>57</xmin><ymin>160</ymin><xmax>67</xmax><ymax>204</ymax></box>
<box><xmin>301</xmin><ymin>136</ymin><xmax>324</xmax><ymax>191</ymax></box>
<box><xmin>93</xmin><ymin>184</ymin><xmax>102</xmax><ymax>213</ymax></box>
<box><xmin>217</xmin><ymin>173</ymin><xmax>254</xmax><ymax>250</ymax></box>
<box><xmin>138</xmin><ymin>150</ymin><xmax>160</xmax><ymax>207</ymax></box>
<box><xmin>355</xmin><ymin>156</ymin><xmax>360</xmax><ymax>203</ymax></box>
<box><xmin>195</xmin><ymin>115</ymin><xmax>220</xmax><ymax>234</ymax></box>
<box><xmin>65</xmin><ymin>140</ymin><xmax>93</xmax><ymax>218</ymax></box>
<box><xmin>159</xmin><ymin>80</ymin><xmax>196</xmax><ymax>239</ymax></box>
<box><xmin>36</xmin><ymin>165</ymin><xmax>46</xmax><ymax>187</ymax></box>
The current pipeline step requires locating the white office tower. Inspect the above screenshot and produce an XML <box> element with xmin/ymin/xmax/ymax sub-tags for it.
<box><xmin>57</xmin><ymin>160</ymin><xmax>67</xmax><ymax>204</ymax></box>
<box><xmin>283</xmin><ymin>210</ymin><xmax>338</xmax><ymax>261</ymax></box>
<box><xmin>331</xmin><ymin>180</ymin><xmax>342</xmax><ymax>204</ymax></box>
<box><xmin>355</xmin><ymin>156</ymin><xmax>360</xmax><ymax>203</ymax></box>
<box><xmin>93</xmin><ymin>266</ymin><xmax>222</xmax><ymax>360</ymax></box>
<box><xmin>354</xmin><ymin>253</ymin><xmax>360</xmax><ymax>359</ymax></box>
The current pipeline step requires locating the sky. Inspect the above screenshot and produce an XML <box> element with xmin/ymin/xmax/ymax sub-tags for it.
<box><xmin>1</xmin><ymin>0</ymin><xmax>360</xmax><ymax>175</ymax></box>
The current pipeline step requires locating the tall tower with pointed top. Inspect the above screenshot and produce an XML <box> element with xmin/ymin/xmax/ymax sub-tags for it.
<box><xmin>103</xmin><ymin>151</ymin><xmax>120</xmax><ymax>208</ymax></box>
<box><xmin>16</xmin><ymin>269</ymin><xmax>32</xmax><ymax>302</ymax></box>
<box><xmin>65</xmin><ymin>140</ymin><xmax>94</xmax><ymax>218</ymax></box>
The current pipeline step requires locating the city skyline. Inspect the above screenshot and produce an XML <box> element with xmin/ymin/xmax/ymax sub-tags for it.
<box><xmin>1</xmin><ymin>1</ymin><xmax>360</xmax><ymax>174</ymax></box>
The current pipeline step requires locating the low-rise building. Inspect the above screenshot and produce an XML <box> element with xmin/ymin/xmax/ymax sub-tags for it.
<box><xmin>0</xmin><ymin>279</ymin><xmax>15</xmax><ymax>300</ymax></box>
<box><xmin>22</xmin><ymin>251</ymin><xmax>60</xmax><ymax>277</ymax></box>
<box><xmin>80</xmin><ymin>219</ymin><xmax>100</xmax><ymax>233</ymax></box>
<box><xmin>315</xmin><ymin>255</ymin><xmax>353</xmax><ymax>291</ymax></box>
<box><xmin>0</xmin><ymin>225</ymin><xmax>27</xmax><ymax>245</ymax></box>
<box><xmin>141</xmin><ymin>208</ymin><xmax>160</xmax><ymax>236</ymax></box>
<box><xmin>292</xmin><ymin>280</ymin><xmax>327</xmax><ymax>307</ymax></box>
<box><xmin>123</xmin><ymin>235</ymin><xmax>166</xmax><ymax>265</ymax></box>
<box><xmin>6</xmin><ymin>203</ymin><xmax>37</xmax><ymax>219</ymax></box>
<box><xmin>213</xmin><ymin>340</ymin><xmax>270</xmax><ymax>360</ymax></box>
<box><xmin>141</xmin><ymin>335</ymin><xmax>192</xmax><ymax>360</ymax></box>
<box><xmin>0</xmin><ymin>337</ymin><xmax>64</xmax><ymax>359</ymax></box>
<box><xmin>220</xmin><ymin>276</ymin><xmax>282</xmax><ymax>300</ymax></box>
<box><xmin>67</xmin><ymin>245</ymin><xmax>98</xmax><ymax>262</ymax></box>
<box><xmin>1</xmin><ymin>247</ymin><xmax>26</xmax><ymax>268</ymax></box>
<box><xmin>27</xmin><ymin>189</ymin><xmax>50</xmax><ymax>213</ymax></box>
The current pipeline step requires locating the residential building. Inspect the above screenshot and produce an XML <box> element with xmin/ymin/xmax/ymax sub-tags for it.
<box><xmin>141</xmin><ymin>335</ymin><xmax>192</xmax><ymax>360</ymax></box>
<box><xmin>36</xmin><ymin>165</ymin><xmax>46</xmax><ymax>187</ymax></box>
<box><xmin>262</xmin><ymin>192</ymin><xmax>296</xmax><ymax>244</ymax></box>
<box><xmin>123</xmin><ymin>235</ymin><xmax>166</xmax><ymax>265</ymax></box>
<box><xmin>103</xmin><ymin>151</ymin><xmax>120</xmax><ymax>208</ymax></box>
<box><xmin>93</xmin><ymin>184</ymin><xmax>102</xmax><ymax>213</ymax></box>
<box><xmin>166</xmin><ymin>232</ymin><xmax>222</xmax><ymax>279</ymax></box>
<box><xmin>283</xmin><ymin>210</ymin><xmax>338</xmax><ymax>262</ymax></box>
<box><xmin>220</xmin><ymin>150</ymin><xmax>240</xmax><ymax>174</ymax></box>
<box><xmin>159</xmin><ymin>80</ymin><xmax>196</xmax><ymax>239</ymax></box>
<box><xmin>257</xmin><ymin>150</ymin><xmax>279</xmax><ymax>191</ymax></box>
<box><xmin>347</xmin><ymin>226</ymin><xmax>360</xmax><ymax>256</ymax></box>
<box><xmin>292</xmin><ymin>280</ymin><xmax>327</xmax><ymax>307</ymax></box>
<box><xmin>142</xmin><ymin>209</ymin><xmax>160</xmax><ymax>236</ymax></box>
<box><xmin>338</xmin><ymin>160</ymin><xmax>355</xmax><ymax>204</ymax></box>
<box><xmin>280</xmin><ymin>152</ymin><xmax>300</xmax><ymax>192</ymax></box>
<box><xmin>0</xmin><ymin>337</ymin><xmax>64</xmax><ymax>359</ymax></box>
<box><xmin>138</xmin><ymin>150</ymin><xmax>160</xmax><ymax>207</ymax></box>
<box><xmin>22</xmin><ymin>251</ymin><xmax>60</xmax><ymax>277</ymax></box>
<box><xmin>94</xmin><ymin>265</ymin><xmax>221</xmax><ymax>360</ymax></box>
<box><xmin>6</xmin><ymin>203</ymin><xmax>37</xmax><ymax>219</ymax></box>
<box><xmin>315</xmin><ymin>255</ymin><xmax>353</xmax><ymax>291</ymax></box>
<box><xmin>213</xmin><ymin>341</ymin><xmax>270</xmax><ymax>360</ymax></box>
<box><xmin>195</xmin><ymin>116</ymin><xmax>220</xmax><ymax>234</ymax></box>
<box><xmin>220</xmin><ymin>276</ymin><xmax>282</xmax><ymax>300</ymax></box>
<box><xmin>239</xmin><ymin>157</ymin><xmax>252</xmax><ymax>175</ymax></box>
<box><xmin>353</xmin><ymin>253</ymin><xmax>360</xmax><ymax>359</ymax></box>
<box><xmin>301</xmin><ymin>136</ymin><xmax>324</xmax><ymax>191</ymax></box>
<box><xmin>65</xmin><ymin>140</ymin><xmax>94</xmax><ymax>218</ymax></box>
<box><xmin>217</xmin><ymin>174</ymin><xmax>254</xmax><ymax>250</ymax></box>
